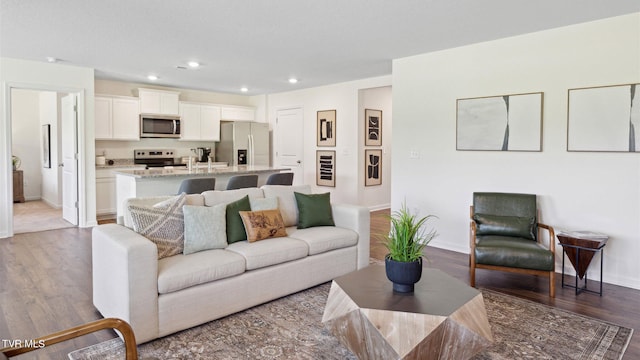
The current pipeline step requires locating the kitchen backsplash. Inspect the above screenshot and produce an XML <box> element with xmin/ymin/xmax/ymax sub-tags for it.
<box><xmin>96</xmin><ymin>139</ymin><xmax>217</xmax><ymax>160</ymax></box>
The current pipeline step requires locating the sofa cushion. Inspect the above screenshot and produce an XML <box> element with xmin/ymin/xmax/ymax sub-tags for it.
<box><xmin>475</xmin><ymin>235</ymin><xmax>554</xmax><ymax>271</ymax></box>
<box><xmin>128</xmin><ymin>193</ymin><xmax>186</xmax><ymax>259</ymax></box>
<box><xmin>225</xmin><ymin>237</ymin><xmax>308</xmax><ymax>270</ymax></box>
<box><xmin>183</xmin><ymin>203</ymin><xmax>227</xmax><ymax>254</ymax></box>
<box><xmin>261</xmin><ymin>185</ymin><xmax>312</xmax><ymax>227</ymax></box>
<box><xmin>202</xmin><ymin>188</ymin><xmax>264</xmax><ymax>207</ymax></box>
<box><xmin>287</xmin><ymin>226</ymin><xmax>358</xmax><ymax>255</ymax></box>
<box><xmin>294</xmin><ymin>192</ymin><xmax>335</xmax><ymax>229</ymax></box>
<box><xmin>157</xmin><ymin>249</ymin><xmax>246</xmax><ymax>294</ymax></box>
<box><xmin>249</xmin><ymin>197</ymin><xmax>278</xmax><ymax>211</ymax></box>
<box><xmin>474</xmin><ymin>213</ymin><xmax>535</xmax><ymax>240</ymax></box>
<box><xmin>239</xmin><ymin>210</ymin><xmax>288</xmax><ymax>242</ymax></box>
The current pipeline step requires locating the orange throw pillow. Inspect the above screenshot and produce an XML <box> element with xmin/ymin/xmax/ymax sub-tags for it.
<box><xmin>239</xmin><ymin>209</ymin><xmax>288</xmax><ymax>242</ymax></box>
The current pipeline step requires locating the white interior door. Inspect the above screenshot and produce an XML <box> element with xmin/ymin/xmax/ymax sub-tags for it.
<box><xmin>61</xmin><ymin>94</ymin><xmax>78</xmax><ymax>225</ymax></box>
<box><xmin>276</xmin><ymin>108</ymin><xmax>304</xmax><ymax>185</ymax></box>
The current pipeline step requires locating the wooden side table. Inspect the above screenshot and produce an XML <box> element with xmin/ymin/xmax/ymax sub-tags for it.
<box><xmin>13</xmin><ymin>170</ymin><xmax>25</xmax><ymax>203</ymax></box>
<box><xmin>557</xmin><ymin>232</ymin><xmax>608</xmax><ymax>296</ymax></box>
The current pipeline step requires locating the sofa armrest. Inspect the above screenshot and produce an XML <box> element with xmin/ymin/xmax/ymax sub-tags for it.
<box><xmin>92</xmin><ymin>224</ymin><xmax>159</xmax><ymax>343</ymax></box>
<box><xmin>332</xmin><ymin>204</ymin><xmax>370</xmax><ymax>269</ymax></box>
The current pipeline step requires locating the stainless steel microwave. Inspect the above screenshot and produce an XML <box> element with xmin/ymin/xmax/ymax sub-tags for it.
<box><xmin>140</xmin><ymin>114</ymin><xmax>181</xmax><ymax>138</ymax></box>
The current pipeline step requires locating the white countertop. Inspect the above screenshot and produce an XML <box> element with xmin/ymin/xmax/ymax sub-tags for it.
<box><xmin>114</xmin><ymin>165</ymin><xmax>290</xmax><ymax>179</ymax></box>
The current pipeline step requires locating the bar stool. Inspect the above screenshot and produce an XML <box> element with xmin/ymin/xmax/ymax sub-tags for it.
<box><xmin>265</xmin><ymin>172</ymin><xmax>294</xmax><ymax>185</ymax></box>
<box><xmin>226</xmin><ymin>174</ymin><xmax>258</xmax><ymax>190</ymax></box>
<box><xmin>177</xmin><ymin>178</ymin><xmax>216</xmax><ymax>194</ymax></box>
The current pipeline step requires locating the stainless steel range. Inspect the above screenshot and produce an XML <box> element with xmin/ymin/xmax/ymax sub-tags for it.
<box><xmin>133</xmin><ymin>149</ymin><xmax>185</xmax><ymax>168</ymax></box>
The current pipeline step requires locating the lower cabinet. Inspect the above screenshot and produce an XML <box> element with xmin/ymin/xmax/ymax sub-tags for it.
<box><xmin>96</xmin><ymin>167</ymin><xmax>144</xmax><ymax>216</ymax></box>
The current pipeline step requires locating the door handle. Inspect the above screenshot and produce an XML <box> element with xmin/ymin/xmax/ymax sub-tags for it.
<box><xmin>58</xmin><ymin>163</ymin><xmax>64</xmax><ymax>167</ymax></box>
<box><xmin>296</xmin><ymin>160</ymin><xmax>301</xmax><ymax>164</ymax></box>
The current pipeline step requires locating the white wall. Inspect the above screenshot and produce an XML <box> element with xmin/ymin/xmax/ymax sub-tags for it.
<box><xmin>359</xmin><ymin>86</ymin><xmax>392</xmax><ymax>210</ymax></box>
<box><xmin>40</xmin><ymin>92</ymin><xmax>62</xmax><ymax>207</ymax></box>
<box><xmin>11</xmin><ymin>89</ymin><xmax>42</xmax><ymax>200</ymax></box>
<box><xmin>267</xmin><ymin>76</ymin><xmax>392</xmax><ymax>206</ymax></box>
<box><xmin>95</xmin><ymin>79</ymin><xmax>253</xmax><ymax>106</ymax></box>
<box><xmin>1</xmin><ymin>57</ymin><xmax>95</xmax><ymax>238</ymax></box>
<box><xmin>392</xmin><ymin>13</ymin><xmax>640</xmax><ymax>289</ymax></box>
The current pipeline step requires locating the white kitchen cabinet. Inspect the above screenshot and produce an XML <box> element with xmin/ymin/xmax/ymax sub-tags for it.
<box><xmin>221</xmin><ymin>106</ymin><xmax>255</xmax><ymax>122</ymax></box>
<box><xmin>179</xmin><ymin>102</ymin><xmax>221</xmax><ymax>141</ymax></box>
<box><xmin>138</xmin><ymin>88</ymin><xmax>180</xmax><ymax>115</ymax></box>
<box><xmin>95</xmin><ymin>96</ymin><xmax>140</xmax><ymax>140</ymax></box>
<box><xmin>96</xmin><ymin>167</ymin><xmax>145</xmax><ymax>216</ymax></box>
<box><xmin>95</xmin><ymin>96</ymin><xmax>112</xmax><ymax>139</ymax></box>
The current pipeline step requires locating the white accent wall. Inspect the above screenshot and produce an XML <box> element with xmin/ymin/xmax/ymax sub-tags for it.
<box><xmin>392</xmin><ymin>13</ymin><xmax>640</xmax><ymax>289</ymax></box>
<box><xmin>267</xmin><ymin>76</ymin><xmax>392</xmax><ymax>208</ymax></box>
<box><xmin>10</xmin><ymin>90</ymin><xmax>41</xmax><ymax>201</ymax></box>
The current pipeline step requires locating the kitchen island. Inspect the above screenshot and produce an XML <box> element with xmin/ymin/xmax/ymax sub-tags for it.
<box><xmin>114</xmin><ymin>165</ymin><xmax>290</xmax><ymax>223</ymax></box>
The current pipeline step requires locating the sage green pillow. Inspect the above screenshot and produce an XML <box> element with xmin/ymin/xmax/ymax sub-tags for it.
<box><xmin>226</xmin><ymin>195</ymin><xmax>251</xmax><ymax>243</ymax></box>
<box><xmin>474</xmin><ymin>213</ymin><xmax>535</xmax><ymax>240</ymax></box>
<box><xmin>294</xmin><ymin>192</ymin><xmax>335</xmax><ymax>229</ymax></box>
<box><xmin>183</xmin><ymin>204</ymin><xmax>227</xmax><ymax>254</ymax></box>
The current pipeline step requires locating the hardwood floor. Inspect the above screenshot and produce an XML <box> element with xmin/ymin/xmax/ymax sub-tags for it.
<box><xmin>1</xmin><ymin>209</ymin><xmax>637</xmax><ymax>358</ymax></box>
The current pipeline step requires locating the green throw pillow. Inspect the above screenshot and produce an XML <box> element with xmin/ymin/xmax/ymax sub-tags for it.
<box><xmin>474</xmin><ymin>213</ymin><xmax>535</xmax><ymax>240</ymax></box>
<box><xmin>294</xmin><ymin>192</ymin><xmax>335</xmax><ymax>229</ymax></box>
<box><xmin>226</xmin><ymin>195</ymin><xmax>252</xmax><ymax>243</ymax></box>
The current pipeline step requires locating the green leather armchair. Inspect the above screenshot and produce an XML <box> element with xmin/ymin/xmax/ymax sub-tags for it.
<box><xmin>469</xmin><ymin>192</ymin><xmax>556</xmax><ymax>297</ymax></box>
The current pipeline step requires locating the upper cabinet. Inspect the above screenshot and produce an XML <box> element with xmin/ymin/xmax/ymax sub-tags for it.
<box><xmin>179</xmin><ymin>102</ymin><xmax>221</xmax><ymax>141</ymax></box>
<box><xmin>221</xmin><ymin>106</ymin><xmax>255</xmax><ymax>122</ymax></box>
<box><xmin>95</xmin><ymin>95</ymin><xmax>140</xmax><ymax>140</ymax></box>
<box><xmin>137</xmin><ymin>88</ymin><xmax>180</xmax><ymax>115</ymax></box>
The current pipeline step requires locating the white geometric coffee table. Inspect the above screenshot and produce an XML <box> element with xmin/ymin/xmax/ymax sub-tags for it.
<box><xmin>322</xmin><ymin>265</ymin><xmax>493</xmax><ymax>359</ymax></box>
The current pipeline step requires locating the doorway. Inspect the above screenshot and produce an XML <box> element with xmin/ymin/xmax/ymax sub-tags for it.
<box><xmin>275</xmin><ymin>107</ymin><xmax>304</xmax><ymax>185</ymax></box>
<box><xmin>10</xmin><ymin>89</ymin><xmax>78</xmax><ymax>234</ymax></box>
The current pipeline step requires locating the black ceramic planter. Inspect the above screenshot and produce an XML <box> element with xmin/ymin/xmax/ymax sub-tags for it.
<box><xmin>385</xmin><ymin>255</ymin><xmax>423</xmax><ymax>293</ymax></box>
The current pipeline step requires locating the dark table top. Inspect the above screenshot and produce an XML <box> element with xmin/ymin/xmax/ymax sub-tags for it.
<box><xmin>333</xmin><ymin>265</ymin><xmax>481</xmax><ymax>316</ymax></box>
<box><xmin>557</xmin><ymin>234</ymin><xmax>608</xmax><ymax>249</ymax></box>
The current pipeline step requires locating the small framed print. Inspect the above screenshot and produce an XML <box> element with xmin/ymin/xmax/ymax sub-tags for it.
<box><xmin>317</xmin><ymin>110</ymin><xmax>336</xmax><ymax>147</ymax></box>
<box><xmin>364</xmin><ymin>149</ymin><xmax>382</xmax><ymax>186</ymax></box>
<box><xmin>365</xmin><ymin>109</ymin><xmax>382</xmax><ymax>146</ymax></box>
<box><xmin>42</xmin><ymin>124</ymin><xmax>51</xmax><ymax>168</ymax></box>
<box><xmin>316</xmin><ymin>150</ymin><xmax>336</xmax><ymax>187</ymax></box>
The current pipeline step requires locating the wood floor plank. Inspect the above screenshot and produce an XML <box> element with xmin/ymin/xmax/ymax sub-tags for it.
<box><xmin>0</xmin><ymin>209</ymin><xmax>637</xmax><ymax>359</ymax></box>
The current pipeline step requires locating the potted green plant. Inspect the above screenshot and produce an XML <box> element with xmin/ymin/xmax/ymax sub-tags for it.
<box><xmin>12</xmin><ymin>155</ymin><xmax>21</xmax><ymax>171</ymax></box>
<box><xmin>382</xmin><ymin>201</ymin><xmax>437</xmax><ymax>293</ymax></box>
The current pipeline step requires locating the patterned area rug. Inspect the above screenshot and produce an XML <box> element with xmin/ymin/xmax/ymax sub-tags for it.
<box><xmin>69</xmin><ymin>284</ymin><xmax>632</xmax><ymax>360</ymax></box>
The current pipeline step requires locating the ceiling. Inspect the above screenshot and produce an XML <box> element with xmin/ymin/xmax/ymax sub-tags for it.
<box><xmin>1</xmin><ymin>1</ymin><xmax>638</xmax><ymax>95</ymax></box>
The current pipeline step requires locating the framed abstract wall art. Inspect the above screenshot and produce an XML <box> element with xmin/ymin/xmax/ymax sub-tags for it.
<box><xmin>316</xmin><ymin>150</ymin><xmax>336</xmax><ymax>187</ymax></box>
<box><xmin>317</xmin><ymin>110</ymin><xmax>336</xmax><ymax>147</ymax></box>
<box><xmin>42</xmin><ymin>124</ymin><xmax>51</xmax><ymax>168</ymax></box>
<box><xmin>365</xmin><ymin>109</ymin><xmax>382</xmax><ymax>146</ymax></box>
<box><xmin>567</xmin><ymin>83</ymin><xmax>639</xmax><ymax>152</ymax></box>
<box><xmin>456</xmin><ymin>92</ymin><xmax>543</xmax><ymax>151</ymax></box>
<box><xmin>364</xmin><ymin>149</ymin><xmax>382</xmax><ymax>186</ymax></box>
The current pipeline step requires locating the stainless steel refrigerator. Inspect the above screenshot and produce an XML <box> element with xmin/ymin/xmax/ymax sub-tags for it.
<box><xmin>216</xmin><ymin>122</ymin><xmax>270</xmax><ymax>166</ymax></box>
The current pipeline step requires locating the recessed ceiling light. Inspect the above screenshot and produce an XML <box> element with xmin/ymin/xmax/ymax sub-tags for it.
<box><xmin>240</xmin><ymin>87</ymin><xmax>248</xmax><ymax>93</ymax></box>
<box><xmin>46</xmin><ymin>57</ymin><xmax>57</xmax><ymax>63</ymax></box>
<box><xmin>288</xmin><ymin>78</ymin><xmax>298</xmax><ymax>84</ymax></box>
<box><xmin>187</xmin><ymin>61</ymin><xmax>200</xmax><ymax>68</ymax></box>
<box><xmin>147</xmin><ymin>75</ymin><xmax>158</xmax><ymax>81</ymax></box>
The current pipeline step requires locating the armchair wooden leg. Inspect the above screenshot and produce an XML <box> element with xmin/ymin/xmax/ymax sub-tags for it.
<box><xmin>549</xmin><ymin>271</ymin><xmax>556</xmax><ymax>298</ymax></box>
<box><xmin>470</xmin><ymin>262</ymin><xmax>476</xmax><ymax>287</ymax></box>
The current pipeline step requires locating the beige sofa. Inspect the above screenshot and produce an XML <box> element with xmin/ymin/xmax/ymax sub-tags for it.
<box><xmin>92</xmin><ymin>185</ymin><xmax>370</xmax><ymax>344</ymax></box>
